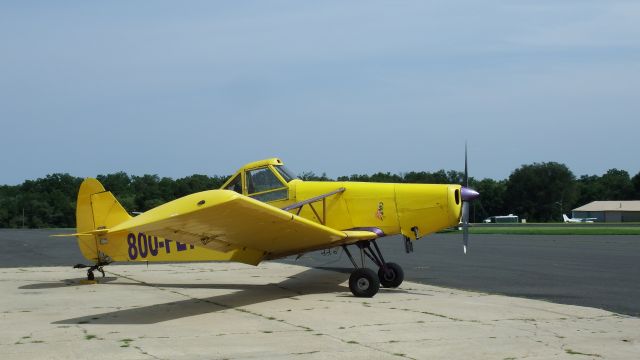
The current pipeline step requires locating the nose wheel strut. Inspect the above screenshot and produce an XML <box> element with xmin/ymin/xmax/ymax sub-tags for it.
<box><xmin>342</xmin><ymin>239</ymin><xmax>405</xmax><ymax>297</ymax></box>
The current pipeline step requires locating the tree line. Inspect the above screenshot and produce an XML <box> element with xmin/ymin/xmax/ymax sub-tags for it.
<box><xmin>1</xmin><ymin>163</ymin><xmax>639</xmax><ymax>228</ymax></box>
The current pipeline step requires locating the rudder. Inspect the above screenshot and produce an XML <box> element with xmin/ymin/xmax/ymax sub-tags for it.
<box><xmin>76</xmin><ymin>178</ymin><xmax>132</xmax><ymax>262</ymax></box>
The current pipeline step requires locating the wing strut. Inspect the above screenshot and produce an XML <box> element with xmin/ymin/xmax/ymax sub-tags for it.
<box><xmin>281</xmin><ymin>187</ymin><xmax>345</xmax><ymax>225</ymax></box>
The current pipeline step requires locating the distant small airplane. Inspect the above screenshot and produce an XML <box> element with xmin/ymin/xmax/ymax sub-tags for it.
<box><xmin>563</xmin><ymin>214</ymin><xmax>596</xmax><ymax>223</ymax></box>
<box><xmin>59</xmin><ymin>154</ymin><xmax>480</xmax><ymax>297</ymax></box>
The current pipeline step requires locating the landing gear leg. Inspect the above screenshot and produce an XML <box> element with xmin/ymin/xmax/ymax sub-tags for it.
<box><xmin>369</xmin><ymin>240</ymin><xmax>404</xmax><ymax>288</ymax></box>
<box><xmin>349</xmin><ymin>240</ymin><xmax>405</xmax><ymax>289</ymax></box>
<box><xmin>342</xmin><ymin>239</ymin><xmax>405</xmax><ymax>296</ymax></box>
<box><xmin>74</xmin><ymin>263</ymin><xmax>107</xmax><ymax>281</ymax></box>
<box><xmin>342</xmin><ymin>244</ymin><xmax>380</xmax><ymax>297</ymax></box>
<box><xmin>96</xmin><ymin>266</ymin><xmax>105</xmax><ymax>278</ymax></box>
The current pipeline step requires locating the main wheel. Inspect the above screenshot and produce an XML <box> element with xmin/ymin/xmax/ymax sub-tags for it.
<box><xmin>349</xmin><ymin>268</ymin><xmax>380</xmax><ymax>297</ymax></box>
<box><xmin>87</xmin><ymin>270</ymin><xmax>95</xmax><ymax>281</ymax></box>
<box><xmin>378</xmin><ymin>262</ymin><xmax>404</xmax><ymax>288</ymax></box>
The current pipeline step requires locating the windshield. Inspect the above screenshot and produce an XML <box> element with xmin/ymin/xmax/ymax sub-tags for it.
<box><xmin>246</xmin><ymin>167</ymin><xmax>285</xmax><ymax>194</ymax></box>
<box><xmin>245</xmin><ymin>167</ymin><xmax>289</xmax><ymax>202</ymax></box>
<box><xmin>274</xmin><ymin>165</ymin><xmax>297</xmax><ymax>183</ymax></box>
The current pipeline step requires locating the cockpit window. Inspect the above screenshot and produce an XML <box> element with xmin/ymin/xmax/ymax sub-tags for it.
<box><xmin>246</xmin><ymin>167</ymin><xmax>285</xmax><ymax>194</ymax></box>
<box><xmin>224</xmin><ymin>175</ymin><xmax>242</xmax><ymax>193</ymax></box>
<box><xmin>274</xmin><ymin>165</ymin><xmax>296</xmax><ymax>183</ymax></box>
<box><xmin>245</xmin><ymin>167</ymin><xmax>288</xmax><ymax>202</ymax></box>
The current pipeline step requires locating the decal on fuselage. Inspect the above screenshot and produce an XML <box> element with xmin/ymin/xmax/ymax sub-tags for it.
<box><xmin>126</xmin><ymin>232</ymin><xmax>195</xmax><ymax>260</ymax></box>
<box><xmin>376</xmin><ymin>202</ymin><xmax>384</xmax><ymax>221</ymax></box>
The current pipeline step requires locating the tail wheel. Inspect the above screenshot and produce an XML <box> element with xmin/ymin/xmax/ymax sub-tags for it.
<box><xmin>378</xmin><ymin>262</ymin><xmax>404</xmax><ymax>288</ymax></box>
<box><xmin>349</xmin><ymin>268</ymin><xmax>380</xmax><ymax>297</ymax></box>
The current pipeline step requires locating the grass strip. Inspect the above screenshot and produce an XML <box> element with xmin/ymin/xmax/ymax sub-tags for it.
<box><xmin>445</xmin><ymin>226</ymin><xmax>640</xmax><ymax>235</ymax></box>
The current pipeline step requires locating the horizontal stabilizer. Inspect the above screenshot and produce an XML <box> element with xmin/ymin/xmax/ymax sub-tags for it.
<box><xmin>50</xmin><ymin>228</ymin><xmax>110</xmax><ymax>238</ymax></box>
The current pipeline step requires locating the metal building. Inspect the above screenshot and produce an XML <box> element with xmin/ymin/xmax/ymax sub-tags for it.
<box><xmin>572</xmin><ymin>201</ymin><xmax>640</xmax><ymax>222</ymax></box>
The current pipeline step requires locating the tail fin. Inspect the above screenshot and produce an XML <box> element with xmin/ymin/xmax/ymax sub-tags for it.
<box><xmin>562</xmin><ymin>214</ymin><xmax>570</xmax><ymax>222</ymax></box>
<box><xmin>76</xmin><ymin>178</ymin><xmax>132</xmax><ymax>262</ymax></box>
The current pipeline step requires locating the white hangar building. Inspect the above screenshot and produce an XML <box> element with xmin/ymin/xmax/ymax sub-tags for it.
<box><xmin>572</xmin><ymin>201</ymin><xmax>640</xmax><ymax>222</ymax></box>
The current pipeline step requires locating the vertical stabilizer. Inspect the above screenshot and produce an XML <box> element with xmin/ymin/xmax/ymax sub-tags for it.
<box><xmin>76</xmin><ymin>178</ymin><xmax>132</xmax><ymax>262</ymax></box>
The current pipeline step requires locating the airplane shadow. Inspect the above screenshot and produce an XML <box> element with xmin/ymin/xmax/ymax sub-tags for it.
<box><xmin>51</xmin><ymin>268</ymin><xmax>349</xmax><ymax>325</ymax></box>
<box><xmin>19</xmin><ymin>277</ymin><xmax>119</xmax><ymax>289</ymax></box>
<box><xmin>316</xmin><ymin>266</ymin><xmax>353</xmax><ymax>274</ymax></box>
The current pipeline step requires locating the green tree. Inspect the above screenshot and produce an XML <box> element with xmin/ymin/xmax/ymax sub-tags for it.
<box><xmin>632</xmin><ymin>171</ymin><xmax>640</xmax><ymax>199</ymax></box>
<box><xmin>505</xmin><ymin>162</ymin><xmax>576</xmax><ymax>222</ymax></box>
<box><xmin>337</xmin><ymin>174</ymin><xmax>370</xmax><ymax>182</ymax></box>
<box><xmin>4</xmin><ymin>164</ymin><xmax>637</xmax><ymax>228</ymax></box>
<box><xmin>446</xmin><ymin>170</ymin><xmax>466</xmax><ymax>185</ymax></box>
<box><xmin>131</xmin><ymin>175</ymin><xmax>162</xmax><ymax>211</ymax></box>
<box><xmin>471</xmin><ymin>178</ymin><xmax>507</xmax><ymax>221</ymax></box>
<box><xmin>97</xmin><ymin>172</ymin><xmax>131</xmax><ymax>195</ymax></box>
<box><xmin>574</xmin><ymin>175</ymin><xmax>604</xmax><ymax>207</ymax></box>
<box><xmin>599</xmin><ymin>169</ymin><xmax>634</xmax><ymax>200</ymax></box>
<box><xmin>173</xmin><ymin>174</ymin><xmax>228</xmax><ymax>198</ymax></box>
<box><xmin>369</xmin><ymin>172</ymin><xmax>403</xmax><ymax>183</ymax></box>
<box><xmin>403</xmin><ymin>171</ymin><xmax>447</xmax><ymax>183</ymax></box>
<box><xmin>299</xmin><ymin>171</ymin><xmax>331</xmax><ymax>181</ymax></box>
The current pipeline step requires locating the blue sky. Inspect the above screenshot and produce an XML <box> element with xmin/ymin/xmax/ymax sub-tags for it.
<box><xmin>1</xmin><ymin>1</ymin><xmax>639</xmax><ymax>184</ymax></box>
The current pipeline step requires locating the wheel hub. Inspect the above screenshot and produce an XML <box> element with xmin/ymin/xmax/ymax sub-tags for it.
<box><xmin>357</xmin><ymin>278</ymin><xmax>370</xmax><ymax>290</ymax></box>
<box><xmin>383</xmin><ymin>269</ymin><xmax>395</xmax><ymax>281</ymax></box>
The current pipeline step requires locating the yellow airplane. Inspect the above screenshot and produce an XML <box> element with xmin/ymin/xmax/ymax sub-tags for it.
<box><xmin>67</xmin><ymin>157</ymin><xmax>479</xmax><ymax>297</ymax></box>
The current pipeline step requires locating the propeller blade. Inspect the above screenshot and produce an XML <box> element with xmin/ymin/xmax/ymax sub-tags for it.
<box><xmin>464</xmin><ymin>142</ymin><xmax>468</xmax><ymax>187</ymax></box>
<box><xmin>462</xmin><ymin>201</ymin><xmax>469</xmax><ymax>254</ymax></box>
<box><xmin>461</xmin><ymin>142</ymin><xmax>477</xmax><ymax>254</ymax></box>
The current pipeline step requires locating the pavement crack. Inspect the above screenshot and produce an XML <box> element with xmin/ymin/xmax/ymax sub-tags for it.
<box><xmin>320</xmin><ymin>332</ymin><xmax>418</xmax><ymax>360</ymax></box>
<box><xmin>132</xmin><ymin>344</ymin><xmax>165</xmax><ymax>360</ymax></box>
<box><xmin>390</xmin><ymin>306</ymin><xmax>480</xmax><ymax>323</ymax></box>
<box><xmin>563</xmin><ymin>347</ymin><xmax>603</xmax><ymax>358</ymax></box>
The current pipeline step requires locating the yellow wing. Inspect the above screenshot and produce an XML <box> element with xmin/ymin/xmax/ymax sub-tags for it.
<box><xmin>108</xmin><ymin>190</ymin><xmax>376</xmax><ymax>262</ymax></box>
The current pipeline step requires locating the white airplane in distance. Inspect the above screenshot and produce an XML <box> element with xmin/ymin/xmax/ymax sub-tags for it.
<box><xmin>563</xmin><ymin>214</ymin><xmax>597</xmax><ymax>223</ymax></box>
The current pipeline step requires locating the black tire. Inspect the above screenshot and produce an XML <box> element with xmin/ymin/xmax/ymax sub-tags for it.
<box><xmin>349</xmin><ymin>268</ymin><xmax>380</xmax><ymax>297</ymax></box>
<box><xmin>87</xmin><ymin>271</ymin><xmax>95</xmax><ymax>281</ymax></box>
<box><xmin>378</xmin><ymin>262</ymin><xmax>404</xmax><ymax>288</ymax></box>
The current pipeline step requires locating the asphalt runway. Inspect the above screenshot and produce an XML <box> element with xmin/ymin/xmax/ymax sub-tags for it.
<box><xmin>1</xmin><ymin>229</ymin><xmax>639</xmax><ymax>317</ymax></box>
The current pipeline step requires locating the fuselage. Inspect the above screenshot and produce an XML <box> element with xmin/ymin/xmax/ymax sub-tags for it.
<box><xmin>272</xmin><ymin>180</ymin><xmax>463</xmax><ymax>241</ymax></box>
<box><xmin>222</xmin><ymin>158</ymin><xmax>463</xmax><ymax>241</ymax></box>
<box><xmin>76</xmin><ymin>158</ymin><xmax>464</xmax><ymax>265</ymax></box>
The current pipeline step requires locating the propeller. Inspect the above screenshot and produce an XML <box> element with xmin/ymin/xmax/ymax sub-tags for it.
<box><xmin>462</xmin><ymin>201</ymin><xmax>470</xmax><ymax>253</ymax></box>
<box><xmin>460</xmin><ymin>143</ymin><xmax>480</xmax><ymax>254</ymax></box>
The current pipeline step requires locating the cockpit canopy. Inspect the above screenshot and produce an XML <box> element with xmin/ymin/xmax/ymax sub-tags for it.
<box><xmin>221</xmin><ymin>158</ymin><xmax>297</xmax><ymax>202</ymax></box>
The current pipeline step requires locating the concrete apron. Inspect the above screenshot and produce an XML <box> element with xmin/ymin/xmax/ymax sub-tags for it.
<box><xmin>0</xmin><ymin>263</ymin><xmax>638</xmax><ymax>360</ymax></box>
